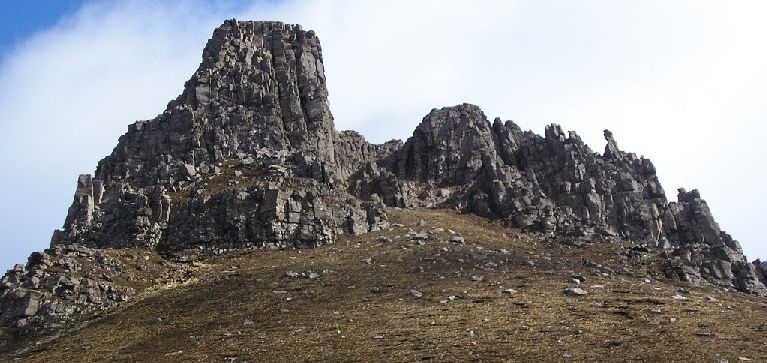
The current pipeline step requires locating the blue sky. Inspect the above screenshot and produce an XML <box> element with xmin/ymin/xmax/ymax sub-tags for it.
<box><xmin>1</xmin><ymin>1</ymin><xmax>766</xmax><ymax>272</ymax></box>
<box><xmin>0</xmin><ymin>0</ymin><xmax>266</xmax><ymax>55</ymax></box>
<box><xmin>0</xmin><ymin>1</ymin><xmax>85</xmax><ymax>54</ymax></box>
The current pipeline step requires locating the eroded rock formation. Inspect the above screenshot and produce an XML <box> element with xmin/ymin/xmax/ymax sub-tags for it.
<box><xmin>348</xmin><ymin>104</ymin><xmax>764</xmax><ymax>295</ymax></box>
<box><xmin>2</xmin><ymin>19</ymin><xmax>764</xmax><ymax>336</ymax></box>
<box><xmin>50</xmin><ymin>20</ymin><xmax>388</xmax><ymax>252</ymax></box>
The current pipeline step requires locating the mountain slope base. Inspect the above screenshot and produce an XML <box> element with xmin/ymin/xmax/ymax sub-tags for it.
<box><xmin>5</xmin><ymin>209</ymin><xmax>766</xmax><ymax>362</ymax></box>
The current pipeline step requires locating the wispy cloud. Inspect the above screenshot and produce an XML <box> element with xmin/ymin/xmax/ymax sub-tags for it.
<box><xmin>1</xmin><ymin>0</ymin><xmax>766</xmax><ymax>270</ymax></box>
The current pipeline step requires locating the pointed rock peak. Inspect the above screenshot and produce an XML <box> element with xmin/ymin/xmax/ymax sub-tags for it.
<box><xmin>417</xmin><ymin>103</ymin><xmax>490</xmax><ymax>132</ymax></box>
<box><xmin>200</xmin><ymin>19</ymin><xmax>307</xmax><ymax>67</ymax></box>
<box><xmin>754</xmin><ymin>260</ymin><xmax>767</xmax><ymax>286</ymax></box>
<box><xmin>676</xmin><ymin>188</ymin><xmax>701</xmax><ymax>203</ymax></box>
<box><xmin>603</xmin><ymin>129</ymin><xmax>622</xmax><ymax>158</ymax></box>
<box><xmin>544</xmin><ymin>123</ymin><xmax>567</xmax><ymax>141</ymax></box>
<box><xmin>94</xmin><ymin>18</ymin><xmax>338</xmax><ymax>187</ymax></box>
<box><xmin>391</xmin><ymin>104</ymin><xmax>500</xmax><ymax>185</ymax></box>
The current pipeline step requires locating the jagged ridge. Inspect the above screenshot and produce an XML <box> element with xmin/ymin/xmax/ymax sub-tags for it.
<box><xmin>1</xmin><ymin>19</ymin><xmax>764</xmax><ymax>339</ymax></box>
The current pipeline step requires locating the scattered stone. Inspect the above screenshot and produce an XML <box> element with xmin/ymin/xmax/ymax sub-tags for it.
<box><xmin>563</xmin><ymin>288</ymin><xmax>588</xmax><ymax>297</ymax></box>
<box><xmin>377</xmin><ymin>236</ymin><xmax>392</xmax><ymax>243</ymax></box>
<box><xmin>570</xmin><ymin>275</ymin><xmax>586</xmax><ymax>284</ymax></box>
<box><xmin>451</xmin><ymin>236</ymin><xmax>465</xmax><ymax>244</ymax></box>
<box><xmin>409</xmin><ymin>266</ymin><xmax>425</xmax><ymax>274</ymax></box>
<box><xmin>409</xmin><ymin>289</ymin><xmax>424</xmax><ymax>299</ymax></box>
<box><xmin>411</xmin><ymin>232</ymin><xmax>429</xmax><ymax>241</ymax></box>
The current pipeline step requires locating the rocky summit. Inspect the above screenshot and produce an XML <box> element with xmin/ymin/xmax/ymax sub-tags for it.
<box><xmin>2</xmin><ymin>20</ymin><xmax>766</xmax><ymax>361</ymax></box>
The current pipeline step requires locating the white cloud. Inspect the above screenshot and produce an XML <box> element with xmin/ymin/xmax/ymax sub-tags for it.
<box><xmin>1</xmin><ymin>0</ymin><xmax>766</xmax><ymax>270</ymax></box>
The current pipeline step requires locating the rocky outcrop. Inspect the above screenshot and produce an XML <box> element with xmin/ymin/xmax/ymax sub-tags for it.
<box><xmin>3</xmin><ymin>20</ymin><xmax>388</xmax><ymax>334</ymax></box>
<box><xmin>390</xmin><ymin>105</ymin><xmax>501</xmax><ymax>186</ymax></box>
<box><xmin>754</xmin><ymin>260</ymin><xmax>767</xmax><ymax>286</ymax></box>
<box><xmin>2</xmin><ymin>19</ymin><xmax>764</xmax><ymax>338</ymax></box>
<box><xmin>0</xmin><ymin>245</ymin><xmax>186</xmax><ymax>335</ymax></box>
<box><xmin>663</xmin><ymin>189</ymin><xmax>766</xmax><ymax>294</ymax></box>
<box><xmin>50</xmin><ymin>20</ymin><xmax>386</xmax><ymax>251</ymax></box>
<box><xmin>350</xmin><ymin>104</ymin><xmax>765</xmax><ymax>295</ymax></box>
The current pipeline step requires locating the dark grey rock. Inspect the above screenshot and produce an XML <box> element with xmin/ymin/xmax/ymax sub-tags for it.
<box><xmin>753</xmin><ymin>259</ymin><xmax>767</xmax><ymax>285</ymax></box>
<box><xmin>2</xmin><ymin>18</ymin><xmax>764</xmax><ymax>340</ymax></box>
<box><xmin>49</xmin><ymin>20</ymin><xmax>387</xmax><ymax>253</ymax></box>
<box><xmin>451</xmin><ymin>236</ymin><xmax>465</xmax><ymax>244</ymax></box>
<box><xmin>351</xmin><ymin>103</ymin><xmax>765</xmax><ymax>296</ymax></box>
<box><xmin>411</xmin><ymin>232</ymin><xmax>429</xmax><ymax>241</ymax></box>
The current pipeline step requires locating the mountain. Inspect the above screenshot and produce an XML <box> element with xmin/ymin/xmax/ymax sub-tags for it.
<box><xmin>2</xmin><ymin>20</ymin><xmax>766</xmax><ymax>361</ymax></box>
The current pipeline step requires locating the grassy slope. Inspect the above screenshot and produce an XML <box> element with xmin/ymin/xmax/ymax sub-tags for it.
<box><xmin>9</xmin><ymin>209</ymin><xmax>767</xmax><ymax>362</ymax></box>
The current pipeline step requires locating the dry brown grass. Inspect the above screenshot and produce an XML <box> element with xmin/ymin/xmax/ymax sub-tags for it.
<box><xmin>7</xmin><ymin>209</ymin><xmax>767</xmax><ymax>362</ymax></box>
<box><xmin>169</xmin><ymin>159</ymin><xmax>264</xmax><ymax>204</ymax></box>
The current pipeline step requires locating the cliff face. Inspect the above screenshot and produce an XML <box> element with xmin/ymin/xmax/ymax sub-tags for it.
<box><xmin>1</xmin><ymin>20</ymin><xmax>764</xmax><ymax>335</ymax></box>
